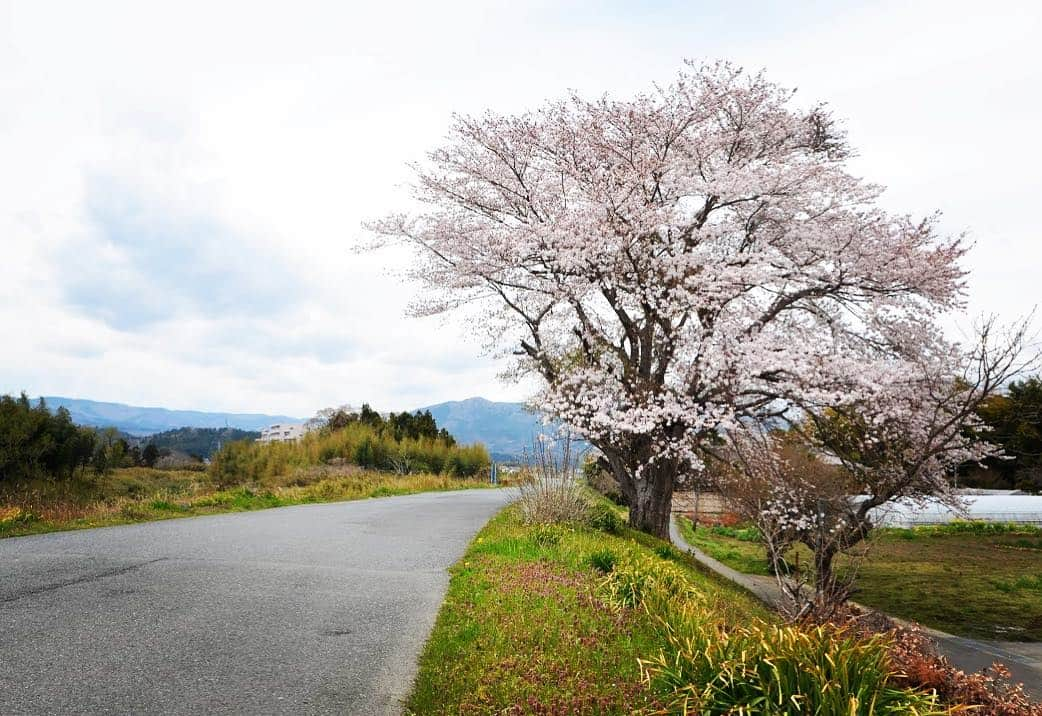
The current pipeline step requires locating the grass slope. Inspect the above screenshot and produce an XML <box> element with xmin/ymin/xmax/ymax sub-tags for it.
<box><xmin>407</xmin><ymin>506</ymin><xmax>770</xmax><ymax>714</ymax></box>
<box><xmin>0</xmin><ymin>467</ymin><xmax>493</xmax><ymax>539</ymax></box>
<box><xmin>679</xmin><ymin>517</ymin><xmax>1042</xmax><ymax>641</ymax></box>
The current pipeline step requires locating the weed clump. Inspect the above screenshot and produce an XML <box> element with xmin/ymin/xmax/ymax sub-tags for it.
<box><xmin>642</xmin><ymin>616</ymin><xmax>945</xmax><ymax>715</ymax></box>
<box><xmin>516</xmin><ymin>435</ymin><xmax>589</xmax><ymax>526</ymax></box>
<box><xmin>589</xmin><ymin>549</ymin><xmax>617</xmax><ymax>573</ymax></box>
<box><xmin>588</xmin><ymin>502</ymin><xmax>624</xmax><ymax>534</ymax></box>
<box><xmin>529</xmin><ymin>523</ymin><xmax>565</xmax><ymax>548</ymax></box>
<box><xmin>600</xmin><ymin>554</ymin><xmax>946</xmax><ymax>714</ymax></box>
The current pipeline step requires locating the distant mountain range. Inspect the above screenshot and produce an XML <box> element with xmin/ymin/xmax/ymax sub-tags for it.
<box><xmin>37</xmin><ymin>395</ymin><xmax>567</xmax><ymax>459</ymax></box>
<box><xmin>40</xmin><ymin>396</ymin><xmax>300</xmax><ymax>437</ymax></box>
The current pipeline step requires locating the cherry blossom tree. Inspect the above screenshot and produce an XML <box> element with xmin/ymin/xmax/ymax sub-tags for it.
<box><xmin>369</xmin><ymin>61</ymin><xmax>970</xmax><ymax>537</ymax></box>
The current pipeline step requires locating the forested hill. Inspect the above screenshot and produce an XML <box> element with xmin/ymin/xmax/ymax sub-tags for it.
<box><xmin>131</xmin><ymin>427</ymin><xmax>260</xmax><ymax>458</ymax></box>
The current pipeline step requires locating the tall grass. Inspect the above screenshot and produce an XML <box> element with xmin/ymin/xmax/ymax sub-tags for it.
<box><xmin>209</xmin><ymin>422</ymin><xmax>489</xmax><ymax>486</ymax></box>
<box><xmin>599</xmin><ymin>556</ymin><xmax>946</xmax><ymax>715</ymax></box>
<box><xmin>642</xmin><ymin>615</ymin><xmax>946</xmax><ymax>715</ymax></box>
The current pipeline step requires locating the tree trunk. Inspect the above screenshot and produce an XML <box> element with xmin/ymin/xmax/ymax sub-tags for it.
<box><xmin>811</xmin><ymin>544</ymin><xmax>850</xmax><ymax>619</ymax></box>
<box><xmin>623</xmin><ymin>462</ymin><xmax>676</xmax><ymax>539</ymax></box>
<box><xmin>814</xmin><ymin>545</ymin><xmax>838</xmax><ymax>599</ymax></box>
<box><xmin>601</xmin><ymin>449</ymin><xmax>677</xmax><ymax>539</ymax></box>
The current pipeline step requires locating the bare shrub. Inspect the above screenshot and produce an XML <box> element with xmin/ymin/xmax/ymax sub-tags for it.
<box><xmin>517</xmin><ymin>434</ymin><xmax>589</xmax><ymax>525</ymax></box>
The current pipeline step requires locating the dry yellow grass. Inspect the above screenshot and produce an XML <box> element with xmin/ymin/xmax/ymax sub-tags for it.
<box><xmin>0</xmin><ymin>466</ymin><xmax>493</xmax><ymax>539</ymax></box>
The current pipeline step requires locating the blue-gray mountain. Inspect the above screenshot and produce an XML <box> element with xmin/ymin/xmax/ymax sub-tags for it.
<box><xmin>40</xmin><ymin>397</ymin><xmax>301</xmax><ymax>437</ymax></box>
<box><xmin>419</xmin><ymin>397</ymin><xmax>549</xmax><ymax>460</ymax></box>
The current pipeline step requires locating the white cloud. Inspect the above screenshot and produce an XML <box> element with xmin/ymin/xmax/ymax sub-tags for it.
<box><xmin>2</xmin><ymin>0</ymin><xmax>1039</xmax><ymax>415</ymax></box>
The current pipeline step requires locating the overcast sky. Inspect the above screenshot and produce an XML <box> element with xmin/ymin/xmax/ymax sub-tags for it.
<box><xmin>2</xmin><ymin>0</ymin><xmax>1039</xmax><ymax>417</ymax></box>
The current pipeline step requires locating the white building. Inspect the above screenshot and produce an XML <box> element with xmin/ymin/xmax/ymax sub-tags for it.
<box><xmin>257</xmin><ymin>423</ymin><xmax>309</xmax><ymax>443</ymax></box>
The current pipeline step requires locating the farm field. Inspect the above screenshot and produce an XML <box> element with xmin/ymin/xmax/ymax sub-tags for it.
<box><xmin>678</xmin><ymin>517</ymin><xmax>1042</xmax><ymax>641</ymax></box>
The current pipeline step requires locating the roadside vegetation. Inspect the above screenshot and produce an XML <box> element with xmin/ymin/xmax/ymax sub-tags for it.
<box><xmin>0</xmin><ymin>466</ymin><xmax>493</xmax><ymax>539</ymax></box>
<box><xmin>210</xmin><ymin>421</ymin><xmax>488</xmax><ymax>487</ymax></box>
<box><xmin>0</xmin><ymin>397</ymin><xmax>494</xmax><ymax>539</ymax></box>
<box><xmin>408</xmin><ymin>499</ymin><xmax>958</xmax><ymax>715</ymax></box>
<box><xmin>678</xmin><ymin>516</ymin><xmax>1042</xmax><ymax>641</ymax></box>
<box><xmin>0</xmin><ymin>393</ymin><xmax>106</xmax><ymax>481</ymax></box>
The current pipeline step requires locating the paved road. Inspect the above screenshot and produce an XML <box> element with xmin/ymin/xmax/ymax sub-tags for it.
<box><xmin>0</xmin><ymin>489</ymin><xmax>515</xmax><ymax>715</ymax></box>
<box><xmin>668</xmin><ymin>517</ymin><xmax>1042</xmax><ymax>699</ymax></box>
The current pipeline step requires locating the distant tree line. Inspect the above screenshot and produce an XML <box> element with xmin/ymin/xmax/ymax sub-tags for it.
<box><xmin>963</xmin><ymin>376</ymin><xmax>1042</xmax><ymax>492</ymax></box>
<box><xmin>0</xmin><ymin>393</ymin><xmax>166</xmax><ymax>484</ymax></box>
<box><xmin>311</xmin><ymin>403</ymin><xmax>455</xmax><ymax>445</ymax></box>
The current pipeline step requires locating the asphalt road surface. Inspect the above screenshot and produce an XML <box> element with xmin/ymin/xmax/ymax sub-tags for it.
<box><xmin>0</xmin><ymin>488</ymin><xmax>515</xmax><ymax>715</ymax></box>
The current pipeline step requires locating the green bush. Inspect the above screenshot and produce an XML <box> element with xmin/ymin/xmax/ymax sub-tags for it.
<box><xmin>643</xmin><ymin>617</ymin><xmax>945</xmax><ymax>715</ymax></box>
<box><xmin>601</xmin><ymin>556</ymin><xmax>700</xmax><ymax>610</ymax></box>
<box><xmin>587</xmin><ymin>502</ymin><xmax>624</xmax><ymax>534</ymax></box>
<box><xmin>601</xmin><ymin>553</ymin><xmax>944</xmax><ymax>714</ymax></box>
<box><xmin>209</xmin><ymin>440</ymin><xmax>253</xmax><ymax>488</ymax></box>
<box><xmin>529</xmin><ymin>523</ymin><xmax>565</xmax><ymax>548</ymax></box>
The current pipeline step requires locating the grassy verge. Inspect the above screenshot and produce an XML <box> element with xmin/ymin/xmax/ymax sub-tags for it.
<box><xmin>0</xmin><ymin>467</ymin><xmax>493</xmax><ymax>539</ymax></box>
<box><xmin>678</xmin><ymin>516</ymin><xmax>1042</xmax><ymax>641</ymax></box>
<box><xmin>407</xmin><ymin>506</ymin><xmax>768</xmax><ymax>714</ymax></box>
<box><xmin>407</xmin><ymin>504</ymin><xmax>946</xmax><ymax>714</ymax></box>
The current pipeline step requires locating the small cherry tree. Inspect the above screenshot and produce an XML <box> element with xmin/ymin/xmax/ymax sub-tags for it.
<box><xmin>370</xmin><ymin>61</ymin><xmax>968</xmax><ymax>537</ymax></box>
<box><xmin>724</xmin><ymin>319</ymin><xmax>1036</xmax><ymax>619</ymax></box>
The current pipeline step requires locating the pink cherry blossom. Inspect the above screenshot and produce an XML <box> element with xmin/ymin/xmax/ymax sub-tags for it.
<box><xmin>368</xmin><ymin>60</ymin><xmax>1007</xmax><ymax>538</ymax></box>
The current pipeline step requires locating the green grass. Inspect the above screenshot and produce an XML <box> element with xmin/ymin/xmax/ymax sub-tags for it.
<box><xmin>409</xmin><ymin>505</ymin><xmax>947</xmax><ymax>714</ymax></box>
<box><xmin>677</xmin><ymin>516</ymin><xmax>772</xmax><ymax>575</ymax></box>
<box><xmin>406</xmin><ymin>506</ymin><xmax>770</xmax><ymax>714</ymax></box>
<box><xmin>0</xmin><ymin>468</ymin><xmax>494</xmax><ymax>539</ymax></box>
<box><xmin>679</xmin><ymin>516</ymin><xmax>1042</xmax><ymax>641</ymax></box>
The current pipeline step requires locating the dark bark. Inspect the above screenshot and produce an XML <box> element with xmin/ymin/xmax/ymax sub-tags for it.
<box><xmin>797</xmin><ymin>514</ymin><xmax>871</xmax><ymax>619</ymax></box>
<box><xmin>611</xmin><ymin>460</ymin><xmax>675</xmax><ymax>539</ymax></box>
<box><xmin>813</xmin><ymin>544</ymin><xmax>840</xmax><ymax>603</ymax></box>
